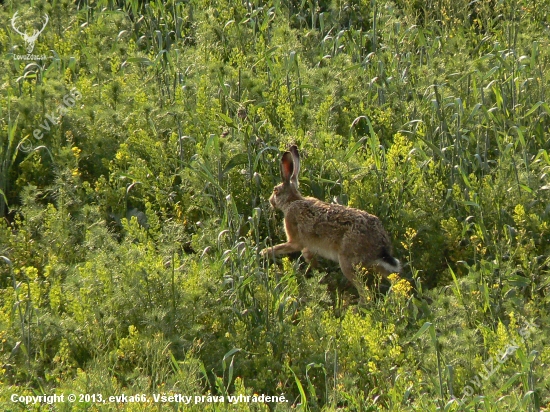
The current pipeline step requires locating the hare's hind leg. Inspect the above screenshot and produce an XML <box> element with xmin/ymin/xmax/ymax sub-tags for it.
<box><xmin>338</xmin><ymin>255</ymin><xmax>359</xmax><ymax>285</ymax></box>
<box><xmin>338</xmin><ymin>255</ymin><xmax>366</xmax><ymax>298</ymax></box>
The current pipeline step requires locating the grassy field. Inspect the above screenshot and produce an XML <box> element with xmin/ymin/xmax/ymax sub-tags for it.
<box><xmin>1</xmin><ymin>0</ymin><xmax>549</xmax><ymax>410</ymax></box>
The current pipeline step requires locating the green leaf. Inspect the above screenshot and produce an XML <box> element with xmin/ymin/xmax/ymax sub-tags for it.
<box><xmin>223</xmin><ymin>153</ymin><xmax>249</xmax><ymax>175</ymax></box>
<box><xmin>523</xmin><ymin>101</ymin><xmax>545</xmax><ymax>118</ymax></box>
<box><xmin>222</xmin><ymin>348</ymin><xmax>241</xmax><ymax>395</ymax></box>
<box><xmin>463</xmin><ymin>201</ymin><xmax>481</xmax><ymax>208</ymax></box>
<box><xmin>498</xmin><ymin>372</ymin><xmax>522</xmax><ymax>394</ymax></box>
<box><xmin>0</xmin><ymin>189</ymin><xmax>8</xmax><ymax>210</ymax></box>
<box><xmin>296</xmin><ymin>84</ymin><xmax>320</xmax><ymax>91</ymax></box>
<box><xmin>343</xmin><ymin>136</ymin><xmax>367</xmax><ymax>162</ymax></box>
<box><xmin>289</xmin><ymin>366</ymin><xmax>307</xmax><ymax>410</ymax></box>
<box><xmin>218</xmin><ymin>113</ymin><xmax>235</xmax><ymax>128</ymax></box>
<box><xmin>448</xmin><ymin>265</ymin><xmax>463</xmax><ymax>301</ymax></box>
<box><xmin>507</xmin><ymin>274</ymin><xmax>531</xmax><ymax>288</ymax></box>
<box><xmin>253</xmin><ymin>146</ymin><xmax>279</xmax><ymax>172</ymax></box>
<box><xmin>520</xmin><ymin>184</ymin><xmax>533</xmax><ymax>193</ymax></box>
<box><xmin>410</xmin><ymin>322</ymin><xmax>432</xmax><ymax>342</ymax></box>
<box><xmin>417</xmin><ymin>136</ymin><xmax>449</xmax><ymax>164</ymax></box>
<box><xmin>124</xmin><ymin>57</ymin><xmax>154</xmax><ymax>66</ymax></box>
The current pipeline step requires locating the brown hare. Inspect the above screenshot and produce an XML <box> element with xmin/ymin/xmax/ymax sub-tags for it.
<box><xmin>261</xmin><ymin>145</ymin><xmax>401</xmax><ymax>290</ymax></box>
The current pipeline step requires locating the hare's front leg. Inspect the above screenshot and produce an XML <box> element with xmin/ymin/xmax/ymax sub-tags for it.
<box><xmin>261</xmin><ymin>242</ymin><xmax>302</xmax><ymax>259</ymax></box>
<box><xmin>302</xmin><ymin>247</ymin><xmax>319</xmax><ymax>268</ymax></box>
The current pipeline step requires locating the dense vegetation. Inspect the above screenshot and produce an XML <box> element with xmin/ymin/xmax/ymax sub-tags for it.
<box><xmin>1</xmin><ymin>0</ymin><xmax>549</xmax><ymax>410</ymax></box>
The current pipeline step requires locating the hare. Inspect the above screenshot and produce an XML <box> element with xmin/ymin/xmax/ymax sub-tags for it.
<box><xmin>261</xmin><ymin>145</ymin><xmax>401</xmax><ymax>290</ymax></box>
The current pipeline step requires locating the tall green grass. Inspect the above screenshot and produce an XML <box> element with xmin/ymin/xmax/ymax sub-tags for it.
<box><xmin>0</xmin><ymin>0</ymin><xmax>549</xmax><ymax>410</ymax></box>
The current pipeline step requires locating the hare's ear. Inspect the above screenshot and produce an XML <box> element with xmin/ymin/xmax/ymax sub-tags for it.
<box><xmin>289</xmin><ymin>145</ymin><xmax>300</xmax><ymax>187</ymax></box>
<box><xmin>280</xmin><ymin>151</ymin><xmax>294</xmax><ymax>184</ymax></box>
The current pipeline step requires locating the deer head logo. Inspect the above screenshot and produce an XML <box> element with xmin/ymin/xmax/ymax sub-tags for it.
<box><xmin>11</xmin><ymin>12</ymin><xmax>49</xmax><ymax>54</ymax></box>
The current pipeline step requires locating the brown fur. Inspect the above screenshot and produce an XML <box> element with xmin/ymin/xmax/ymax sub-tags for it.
<box><xmin>262</xmin><ymin>145</ymin><xmax>400</xmax><ymax>290</ymax></box>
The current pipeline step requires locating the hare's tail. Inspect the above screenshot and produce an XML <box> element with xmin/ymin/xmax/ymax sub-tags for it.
<box><xmin>375</xmin><ymin>247</ymin><xmax>401</xmax><ymax>274</ymax></box>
